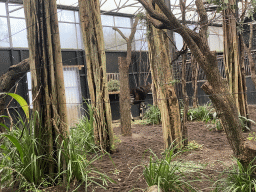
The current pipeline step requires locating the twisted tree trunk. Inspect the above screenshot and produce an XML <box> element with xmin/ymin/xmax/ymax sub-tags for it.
<box><xmin>139</xmin><ymin>0</ymin><xmax>256</xmax><ymax>164</ymax></box>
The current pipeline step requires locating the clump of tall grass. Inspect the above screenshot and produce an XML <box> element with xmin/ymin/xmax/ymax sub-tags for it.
<box><xmin>143</xmin><ymin>104</ymin><xmax>161</xmax><ymax>125</ymax></box>
<box><xmin>143</xmin><ymin>147</ymin><xmax>197</xmax><ymax>192</ymax></box>
<box><xmin>71</xmin><ymin>103</ymin><xmax>97</xmax><ymax>153</ymax></box>
<box><xmin>0</xmin><ymin>95</ymin><xmax>112</xmax><ymax>191</ymax></box>
<box><xmin>213</xmin><ymin>158</ymin><xmax>256</xmax><ymax>192</ymax></box>
<box><xmin>0</xmin><ymin>111</ymin><xmax>46</xmax><ymax>190</ymax></box>
<box><xmin>187</xmin><ymin>102</ymin><xmax>214</xmax><ymax>123</ymax></box>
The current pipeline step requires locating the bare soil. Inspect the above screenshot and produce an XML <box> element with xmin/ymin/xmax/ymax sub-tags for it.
<box><xmin>3</xmin><ymin>105</ymin><xmax>256</xmax><ymax>192</ymax></box>
<box><xmin>88</xmin><ymin>105</ymin><xmax>256</xmax><ymax>192</ymax></box>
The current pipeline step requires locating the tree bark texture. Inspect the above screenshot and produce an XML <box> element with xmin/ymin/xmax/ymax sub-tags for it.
<box><xmin>24</xmin><ymin>0</ymin><xmax>69</xmax><ymax>176</ymax></box>
<box><xmin>78</xmin><ymin>0</ymin><xmax>113</xmax><ymax>151</ymax></box>
<box><xmin>113</xmin><ymin>17</ymin><xmax>139</xmax><ymax>136</ymax></box>
<box><xmin>0</xmin><ymin>59</ymin><xmax>30</xmax><ymax>132</ymax></box>
<box><xmin>119</xmin><ymin>57</ymin><xmax>132</xmax><ymax>136</ymax></box>
<box><xmin>138</xmin><ymin>0</ymin><xmax>253</xmax><ymax>163</ymax></box>
<box><xmin>147</xmin><ymin>3</ymin><xmax>183</xmax><ymax>149</ymax></box>
<box><xmin>223</xmin><ymin>4</ymin><xmax>249</xmax><ymax>121</ymax></box>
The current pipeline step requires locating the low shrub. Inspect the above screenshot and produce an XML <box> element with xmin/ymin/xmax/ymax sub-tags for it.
<box><xmin>143</xmin><ymin>104</ymin><xmax>161</xmax><ymax>125</ymax></box>
<box><xmin>107</xmin><ymin>79</ymin><xmax>120</xmax><ymax>92</ymax></box>
<box><xmin>187</xmin><ymin>102</ymin><xmax>214</xmax><ymax>122</ymax></box>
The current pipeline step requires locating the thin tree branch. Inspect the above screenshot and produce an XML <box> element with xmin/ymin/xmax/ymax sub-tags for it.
<box><xmin>112</xmin><ymin>27</ymin><xmax>128</xmax><ymax>42</ymax></box>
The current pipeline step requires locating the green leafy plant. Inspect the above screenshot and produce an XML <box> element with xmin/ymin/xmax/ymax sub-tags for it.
<box><xmin>213</xmin><ymin>158</ymin><xmax>256</xmax><ymax>192</ymax></box>
<box><xmin>56</xmin><ymin>135</ymin><xmax>113</xmax><ymax>191</ymax></box>
<box><xmin>0</xmin><ymin>111</ymin><xmax>45</xmax><ymax>191</ymax></box>
<box><xmin>72</xmin><ymin>103</ymin><xmax>97</xmax><ymax>153</ymax></box>
<box><xmin>143</xmin><ymin>147</ymin><xmax>197</xmax><ymax>192</ymax></box>
<box><xmin>0</xmin><ymin>95</ymin><xmax>113</xmax><ymax>191</ymax></box>
<box><xmin>186</xmin><ymin>140</ymin><xmax>203</xmax><ymax>151</ymax></box>
<box><xmin>247</xmin><ymin>132</ymin><xmax>256</xmax><ymax>141</ymax></box>
<box><xmin>143</xmin><ymin>105</ymin><xmax>161</xmax><ymax>125</ymax></box>
<box><xmin>209</xmin><ymin>115</ymin><xmax>255</xmax><ymax>132</ymax></box>
<box><xmin>187</xmin><ymin>102</ymin><xmax>214</xmax><ymax>122</ymax></box>
<box><xmin>107</xmin><ymin>79</ymin><xmax>120</xmax><ymax>92</ymax></box>
<box><xmin>239</xmin><ymin>115</ymin><xmax>256</xmax><ymax>132</ymax></box>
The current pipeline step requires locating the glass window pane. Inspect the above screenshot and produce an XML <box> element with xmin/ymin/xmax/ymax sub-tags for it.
<box><xmin>115</xmin><ymin>28</ymin><xmax>131</xmax><ymax>50</ymax></box>
<box><xmin>10</xmin><ymin>18</ymin><xmax>28</xmax><ymax>48</ymax></box>
<box><xmin>0</xmin><ymin>18</ymin><xmax>10</xmax><ymax>47</ymax></box>
<box><xmin>114</xmin><ymin>16</ymin><xmax>131</xmax><ymax>28</ymax></box>
<box><xmin>75</xmin><ymin>11</ymin><xmax>79</xmax><ymax>23</ymax></box>
<box><xmin>101</xmin><ymin>15</ymin><xmax>114</xmax><ymax>26</ymax></box>
<box><xmin>0</xmin><ymin>2</ymin><xmax>6</xmax><ymax>16</ymax></box>
<box><xmin>175</xmin><ymin>32</ymin><xmax>183</xmax><ymax>50</ymax></box>
<box><xmin>9</xmin><ymin>4</ymin><xmax>25</xmax><ymax>18</ymax></box>
<box><xmin>58</xmin><ymin>9</ymin><xmax>75</xmax><ymax>22</ymax></box>
<box><xmin>76</xmin><ymin>24</ymin><xmax>83</xmax><ymax>49</ymax></box>
<box><xmin>103</xmin><ymin>27</ymin><xmax>116</xmax><ymax>50</ymax></box>
<box><xmin>135</xmin><ymin>30</ymin><xmax>148</xmax><ymax>51</ymax></box>
<box><xmin>59</xmin><ymin>23</ymin><xmax>77</xmax><ymax>49</ymax></box>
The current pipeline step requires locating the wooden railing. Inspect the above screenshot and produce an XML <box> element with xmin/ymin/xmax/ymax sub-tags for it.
<box><xmin>107</xmin><ymin>73</ymin><xmax>119</xmax><ymax>82</ymax></box>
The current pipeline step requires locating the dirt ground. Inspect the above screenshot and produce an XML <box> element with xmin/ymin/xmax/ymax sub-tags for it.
<box><xmin>3</xmin><ymin>106</ymin><xmax>256</xmax><ymax>192</ymax></box>
<box><xmin>88</xmin><ymin>105</ymin><xmax>256</xmax><ymax>192</ymax></box>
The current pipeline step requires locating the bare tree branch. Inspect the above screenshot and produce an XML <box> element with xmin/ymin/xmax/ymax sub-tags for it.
<box><xmin>113</xmin><ymin>27</ymin><xmax>128</xmax><ymax>42</ymax></box>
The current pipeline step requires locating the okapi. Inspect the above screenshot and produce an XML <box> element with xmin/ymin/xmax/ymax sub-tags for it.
<box><xmin>130</xmin><ymin>83</ymin><xmax>151</xmax><ymax>121</ymax></box>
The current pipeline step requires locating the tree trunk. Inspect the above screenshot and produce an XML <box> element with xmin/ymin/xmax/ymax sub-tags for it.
<box><xmin>78</xmin><ymin>0</ymin><xmax>113</xmax><ymax>151</ymax></box>
<box><xmin>191</xmin><ymin>56</ymin><xmax>199</xmax><ymax>108</ymax></box>
<box><xmin>148</xmin><ymin>38</ymin><xmax>158</xmax><ymax>107</ymax></box>
<box><xmin>139</xmin><ymin>0</ymin><xmax>256</xmax><ymax>164</ymax></box>
<box><xmin>223</xmin><ymin>3</ymin><xmax>249</xmax><ymax>121</ymax></box>
<box><xmin>180</xmin><ymin>0</ymin><xmax>188</xmax><ymax>146</ymax></box>
<box><xmin>0</xmin><ymin>59</ymin><xmax>29</xmax><ymax>132</ymax></box>
<box><xmin>119</xmin><ymin>57</ymin><xmax>132</xmax><ymax>135</ymax></box>
<box><xmin>181</xmin><ymin>50</ymin><xmax>188</xmax><ymax>146</ymax></box>
<box><xmin>147</xmin><ymin>3</ymin><xmax>183</xmax><ymax>149</ymax></box>
<box><xmin>113</xmin><ymin>17</ymin><xmax>139</xmax><ymax>136</ymax></box>
<box><xmin>24</xmin><ymin>0</ymin><xmax>69</xmax><ymax>177</ymax></box>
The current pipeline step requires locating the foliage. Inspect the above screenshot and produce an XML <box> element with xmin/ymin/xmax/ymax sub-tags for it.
<box><xmin>213</xmin><ymin>158</ymin><xmax>256</xmax><ymax>192</ymax></box>
<box><xmin>186</xmin><ymin>140</ymin><xmax>203</xmax><ymax>151</ymax></box>
<box><xmin>187</xmin><ymin>102</ymin><xmax>214</xmax><ymax>122</ymax></box>
<box><xmin>56</xmin><ymin>135</ymin><xmax>113</xmax><ymax>191</ymax></box>
<box><xmin>107</xmin><ymin>79</ymin><xmax>120</xmax><ymax>92</ymax></box>
<box><xmin>143</xmin><ymin>147</ymin><xmax>197</xmax><ymax>192</ymax></box>
<box><xmin>0</xmin><ymin>112</ymin><xmax>45</xmax><ymax>190</ymax></box>
<box><xmin>143</xmin><ymin>104</ymin><xmax>161</xmax><ymax>125</ymax></box>
<box><xmin>209</xmin><ymin>115</ymin><xmax>256</xmax><ymax>132</ymax></box>
<box><xmin>0</xmin><ymin>93</ymin><xmax>30</xmax><ymax>121</ymax></box>
<box><xmin>72</xmin><ymin>103</ymin><xmax>97</xmax><ymax>153</ymax></box>
<box><xmin>248</xmin><ymin>132</ymin><xmax>256</xmax><ymax>141</ymax></box>
<box><xmin>0</xmin><ymin>95</ymin><xmax>112</xmax><ymax>191</ymax></box>
<box><xmin>111</xmin><ymin>134</ymin><xmax>121</xmax><ymax>151</ymax></box>
<box><xmin>239</xmin><ymin>115</ymin><xmax>256</xmax><ymax>132</ymax></box>
<box><xmin>207</xmin><ymin>112</ymin><xmax>223</xmax><ymax>131</ymax></box>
